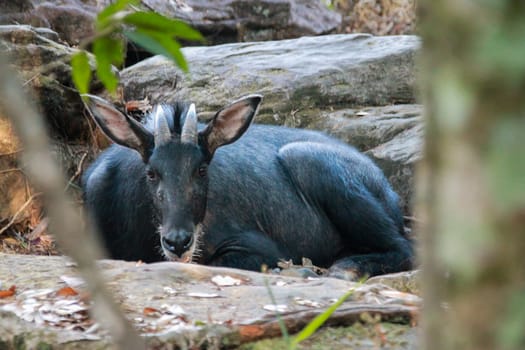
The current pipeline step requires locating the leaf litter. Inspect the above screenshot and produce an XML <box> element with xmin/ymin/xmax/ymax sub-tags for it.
<box><xmin>0</xmin><ymin>268</ymin><xmax>420</xmax><ymax>342</ymax></box>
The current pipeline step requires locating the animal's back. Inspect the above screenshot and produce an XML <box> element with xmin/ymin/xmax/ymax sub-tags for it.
<box><xmin>201</xmin><ymin>124</ymin><xmax>404</xmax><ymax>267</ymax></box>
<box><xmin>82</xmin><ymin>95</ymin><xmax>412</xmax><ymax>277</ymax></box>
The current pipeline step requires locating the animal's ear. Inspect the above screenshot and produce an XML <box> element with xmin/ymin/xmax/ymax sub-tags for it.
<box><xmin>199</xmin><ymin>94</ymin><xmax>262</xmax><ymax>158</ymax></box>
<box><xmin>82</xmin><ymin>94</ymin><xmax>154</xmax><ymax>161</ymax></box>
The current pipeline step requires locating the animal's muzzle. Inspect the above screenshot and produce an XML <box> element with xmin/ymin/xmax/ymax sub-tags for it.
<box><xmin>161</xmin><ymin>230</ymin><xmax>194</xmax><ymax>258</ymax></box>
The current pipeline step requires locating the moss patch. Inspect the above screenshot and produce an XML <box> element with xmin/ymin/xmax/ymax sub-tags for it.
<box><xmin>238</xmin><ymin>322</ymin><xmax>417</xmax><ymax>350</ymax></box>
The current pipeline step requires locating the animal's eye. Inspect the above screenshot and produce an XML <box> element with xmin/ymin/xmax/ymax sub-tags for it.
<box><xmin>146</xmin><ymin>169</ymin><xmax>158</xmax><ymax>181</ymax></box>
<box><xmin>198</xmin><ymin>164</ymin><xmax>207</xmax><ymax>178</ymax></box>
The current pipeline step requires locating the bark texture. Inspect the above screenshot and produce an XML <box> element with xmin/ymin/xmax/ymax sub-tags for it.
<box><xmin>418</xmin><ymin>1</ymin><xmax>525</xmax><ymax>349</ymax></box>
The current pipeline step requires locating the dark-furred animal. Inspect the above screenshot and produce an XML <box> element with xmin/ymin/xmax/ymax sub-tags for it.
<box><xmin>82</xmin><ymin>94</ymin><xmax>413</xmax><ymax>279</ymax></box>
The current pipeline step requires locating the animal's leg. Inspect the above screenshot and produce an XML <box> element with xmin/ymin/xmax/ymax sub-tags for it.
<box><xmin>327</xmin><ymin>252</ymin><xmax>413</xmax><ymax>281</ymax></box>
<box><xmin>204</xmin><ymin>230</ymin><xmax>290</xmax><ymax>272</ymax></box>
<box><xmin>278</xmin><ymin>142</ymin><xmax>414</xmax><ymax>279</ymax></box>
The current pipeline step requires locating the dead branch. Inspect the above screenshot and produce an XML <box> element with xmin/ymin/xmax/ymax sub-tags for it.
<box><xmin>0</xmin><ymin>54</ymin><xmax>146</xmax><ymax>349</ymax></box>
<box><xmin>27</xmin><ymin>217</ymin><xmax>49</xmax><ymax>240</ymax></box>
<box><xmin>0</xmin><ymin>168</ymin><xmax>24</xmax><ymax>175</ymax></box>
<box><xmin>0</xmin><ymin>150</ymin><xmax>23</xmax><ymax>157</ymax></box>
<box><xmin>236</xmin><ymin>303</ymin><xmax>418</xmax><ymax>343</ymax></box>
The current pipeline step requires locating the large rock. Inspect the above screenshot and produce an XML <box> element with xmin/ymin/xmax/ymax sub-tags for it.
<box><xmin>0</xmin><ymin>0</ymin><xmax>341</xmax><ymax>48</ymax></box>
<box><xmin>0</xmin><ymin>0</ymin><xmax>96</xmax><ymax>46</ymax></box>
<box><xmin>142</xmin><ymin>0</ymin><xmax>342</xmax><ymax>44</ymax></box>
<box><xmin>121</xmin><ymin>34</ymin><xmax>419</xmax><ymax>122</ymax></box>
<box><xmin>0</xmin><ymin>253</ymin><xmax>419</xmax><ymax>348</ymax></box>
<box><xmin>0</xmin><ymin>25</ymin><xmax>99</xmax><ymax>141</ymax></box>
<box><xmin>120</xmin><ymin>34</ymin><xmax>422</xmax><ymax>211</ymax></box>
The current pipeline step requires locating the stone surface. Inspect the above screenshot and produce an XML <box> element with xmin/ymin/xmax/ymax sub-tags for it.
<box><xmin>0</xmin><ymin>0</ymin><xmax>341</xmax><ymax>48</ymax></box>
<box><xmin>0</xmin><ymin>0</ymin><xmax>97</xmax><ymax>46</ymax></box>
<box><xmin>0</xmin><ymin>25</ymin><xmax>99</xmax><ymax>141</ymax></box>
<box><xmin>121</xmin><ymin>34</ymin><xmax>419</xmax><ymax>123</ymax></box>
<box><xmin>367</xmin><ymin>122</ymin><xmax>424</xmax><ymax>214</ymax></box>
<box><xmin>366</xmin><ymin>270</ymin><xmax>420</xmax><ymax>295</ymax></box>
<box><xmin>0</xmin><ymin>253</ymin><xmax>419</xmax><ymax>349</ymax></box>
<box><xmin>142</xmin><ymin>0</ymin><xmax>342</xmax><ymax>45</ymax></box>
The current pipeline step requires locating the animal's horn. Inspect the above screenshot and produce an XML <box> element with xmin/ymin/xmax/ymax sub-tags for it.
<box><xmin>154</xmin><ymin>105</ymin><xmax>171</xmax><ymax>146</ymax></box>
<box><xmin>181</xmin><ymin>104</ymin><xmax>197</xmax><ymax>145</ymax></box>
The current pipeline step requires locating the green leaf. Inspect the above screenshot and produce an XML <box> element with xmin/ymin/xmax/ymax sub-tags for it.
<box><xmin>290</xmin><ymin>288</ymin><xmax>355</xmax><ymax>349</ymax></box>
<box><xmin>97</xmin><ymin>0</ymin><xmax>139</xmax><ymax>30</ymax></box>
<box><xmin>92</xmin><ymin>36</ymin><xmax>124</xmax><ymax>92</ymax></box>
<box><xmin>123</xmin><ymin>29</ymin><xmax>188</xmax><ymax>72</ymax></box>
<box><xmin>71</xmin><ymin>51</ymin><xmax>92</xmax><ymax>95</ymax></box>
<box><xmin>123</xmin><ymin>12</ymin><xmax>204</xmax><ymax>42</ymax></box>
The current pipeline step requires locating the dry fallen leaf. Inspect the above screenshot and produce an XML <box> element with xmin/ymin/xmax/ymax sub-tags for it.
<box><xmin>161</xmin><ymin>304</ymin><xmax>185</xmax><ymax>317</ymax></box>
<box><xmin>56</xmin><ymin>286</ymin><xmax>79</xmax><ymax>297</ymax></box>
<box><xmin>20</xmin><ymin>288</ymin><xmax>54</xmax><ymax>299</ymax></box>
<box><xmin>211</xmin><ymin>275</ymin><xmax>242</xmax><ymax>287</ymax></box>
<box><xmin>263</xmin><ymin>304</ymin><xmax>288</xmax><ymax>312</ymax></box>
<box><xmin>293</xmin><ymin>297</ymin><xmax>323</xmax><ymax>308</ymax></box>
<box><xmin>379</xmin><ymin>290</ymin><xmax>422</xmax><ymax>305</ymax></box>
<box><xmin>187</xmin><ymin>292</ymin><xmax>220</xmax><ymax>298</ymax></box>
<box><xmin>0</xmin><ymin>285</ymin><xmax>16</xmax><ymax>298</ymax></box>
<box><xmin>275</xmin><ymin>280</ymin><xmax>287</xmax><ymax>287</ymax></box>
<box><xmin>59</xmin><ymin>275</ymin><xmax>85</xmax><ymax>288</ymax></box>
<box><xmin>143</xmin><ymin>307</ymin><xmax>162</xmax><ymax>317</ymax></box>
<box><xmin>125</xmin><ymin>98</ymin><xmax>151</xmax><ymax>114</ymax></box>
<box><xmin>163</xmin><ymin>286</ymin><xmax>177</xmax><ymax>295</ymax></box>
<box><xmin>239</xmin><ymin>324</ymin><xmax>265</xmax><ymax>339</ymax></box>
<box><xmin>154</xmin><ymin>314</ymin><xmax>176</xmax><ymax>326</ymax></box>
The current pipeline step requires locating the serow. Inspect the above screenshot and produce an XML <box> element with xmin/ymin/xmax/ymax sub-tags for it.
<box><xmin>82</xmin><ymin>94</ymin><xmax>413</xmax><ymax>280</ymax></box>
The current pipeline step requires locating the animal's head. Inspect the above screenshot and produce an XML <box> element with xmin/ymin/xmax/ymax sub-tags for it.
<box><xmin>83</xmin><ymin>94</ymin><xmax>262</xmax><ymax>262</ymax></box>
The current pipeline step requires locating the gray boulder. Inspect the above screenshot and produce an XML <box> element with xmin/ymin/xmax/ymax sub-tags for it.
<box><xmin>0</xmin><ymin>25</ymin><xmax>98</xmax><ymax>141</ymax></box>
<box><xmin>0</xmin><ymin>0</ymin><xmax>341</xmax><ymax>47</ymax></box>
<box><xmin>121</xmin><ymin>34</ymin><xmax>419</xmax><ymax>122</ymax></box>
<box><xmin>0</xmin><ymin>0</ymin><xmax>96</xmax><ymax>46</ymax></box>
<box><xmin>142</xmin><ymin>0</ymin><xmax>341</xmax><ymax>44</ymax></box>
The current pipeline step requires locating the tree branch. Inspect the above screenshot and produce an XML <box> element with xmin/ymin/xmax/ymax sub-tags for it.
<box><xmin>0</xmin><ymin>53</ymin><xmax>145</xmax><ymax>349</ymax></box>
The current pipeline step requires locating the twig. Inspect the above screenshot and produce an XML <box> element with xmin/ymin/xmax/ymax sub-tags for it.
<box><xmin>27</xmin><ymin>217</ymin><xmax>49</xmax><ymax>241</ymax></box>
<box><xmin>64</xmin><ymin>151</ymin><xmax>88</xmax><ymax>192</ymax></box>
<box><xmin>0</xmin><ymin>53</ymin><xmax>146</xmax><ymax>349</ymax></box>
<box><xmin>23</xmin><ymin>73</ymin><xmax>40</xmax><ymax>87</ymax></box>
<box><xmin>0</xmin><ymin>168</ymin><xmax>24</xmax><ymax>175</ymax></box>
<box><xmin>0</xmin><ymin>149</ymin><xmax>23</xmax><ymax>157</ymax></box>
<box><xmin>238</xmin><ymin>304</ymin><xmax>418</xmax><ymax>343</ymax></box>
<box><xmin>0</xmin><ymin>193</ymin><xmax>40</xmax><ymax>236</ymax></box>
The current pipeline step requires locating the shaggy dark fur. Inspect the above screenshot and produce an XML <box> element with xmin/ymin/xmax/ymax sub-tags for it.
<box><xmin>82</xmin><ymin>95</ymin><xmax>413</xmax><ymax>278</ymax></box>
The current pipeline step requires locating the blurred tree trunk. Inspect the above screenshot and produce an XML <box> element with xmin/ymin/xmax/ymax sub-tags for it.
<box><xmin>418</xmin><ymin>1</ymin><xmax>525</xmax><ymax>350</ymax></box>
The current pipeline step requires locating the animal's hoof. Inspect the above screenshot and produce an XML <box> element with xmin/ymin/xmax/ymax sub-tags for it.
<box><xmin>279</xmin><ymin>267</ymin><xmax>319</xmax><ymax>279</ymax></box>
<box><xmin>327</xmin><ymin>266</ymin><xmax>361</xmax><ymax>281</ymax></box>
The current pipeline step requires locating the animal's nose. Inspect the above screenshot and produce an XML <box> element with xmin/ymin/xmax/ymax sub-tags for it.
<box><xmin>162</xmin><ymin>231</ymin><xmax>193</xmax><ymax>257</ymax></box>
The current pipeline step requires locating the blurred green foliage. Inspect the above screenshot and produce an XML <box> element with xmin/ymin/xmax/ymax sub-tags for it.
<box><xmin>71</xmin><ymin>0</ymin><xmax>204</xmax><ymax>95</ymax></box>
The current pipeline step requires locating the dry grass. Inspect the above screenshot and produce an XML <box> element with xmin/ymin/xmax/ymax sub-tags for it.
<box><xmin>329</xmin><ymin>0</ymin><xmax>417</xmax><ymax>35</ymax></box>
